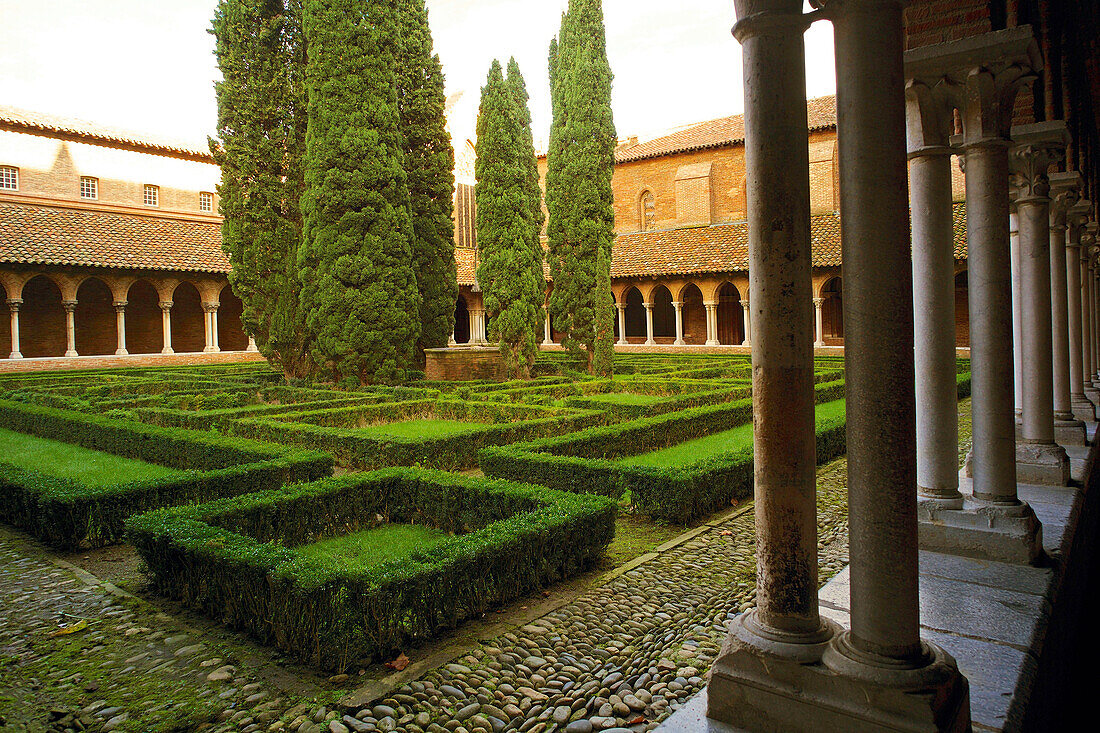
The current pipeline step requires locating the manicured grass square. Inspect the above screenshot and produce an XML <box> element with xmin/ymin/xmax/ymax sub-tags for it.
<box><xmin>295</xmin><ymin>523</ymin><xmax>451</xmax><ymax>570</ymax></box>
<box><xmin>0</xmin><ymin>427</ymin><xmax>184</xmax><ymax>486</ymax></box>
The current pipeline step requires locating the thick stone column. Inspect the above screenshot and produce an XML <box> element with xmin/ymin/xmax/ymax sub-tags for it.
<box><xmin>113</xmin><ymin>301</ymin><xmax>128</xmax><ymax>356</ymax></box>
<box><xmin>1010</xmin><ymin>122</ymin><xmax>1070</xmax><ymax>484</ymax></box>
<box><xmin>672</xmin><ymin>301</ymin><xmax>685</xmax><ymax>345</ymax></box>
<box><xmin>7</xmin><ymin>299</ymin><xmax>22</xmax><ymax>359</ymax></box>
<box><xmin>159</xmin><ymin>301</ymin><xmax>174</xmax><ymax>354</ymax></box>
<box><xmin>1048</xmin><ymin>171</ymin><xmax>1085</xmax><ymax>442</ymax></box>
<box><xmin>1010</xmin><ymin>208</ymin><xmax>1023</xmax><ymax>419</ymax></box>
<box><xmin>643</xmin><ymin>302</ymin><xmax>655</xmax><ymax>345</ymax></box>
<box><xmin>202</xmin><ymin>303</ymin><xmax>217</xmax><ymax>353</ymax></box>
<box><xmin>812</xmin><ymin>297</ymin><xmax>825</xmax><ymax>347</ymax></box>
<box><xmin>615</xmin><ymin>304</ymin><xmax>627</xmax><ymax>345</ymax></box>
<box><xmin>1066</xmin><ymin>198</ymin><xmax>1093</xmax><ymax>421</ymax></box>
<box><xmin>703</xmin><ymin>302</ymin><xmax>718</xmax><ymax>345</ymax></box>
<box><xmin>740</xmin><ymin>299</ymin><xmax>751</xmax><ymax>346</ymax></box>
<box><xmin>543</xmin><ymin>311</ymin><xmax>553</xmax><ymax>345</ymax></box>
<box><xmin>62</xmin><ymin>300</ymin><xmax>78</xmax><ymax>357</ymax></box>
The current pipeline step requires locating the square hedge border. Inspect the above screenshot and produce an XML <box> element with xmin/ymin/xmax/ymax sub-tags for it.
<box><xmin>126</xmin><ymin>468</ymin><xmax>616</xmax><ymax>672</ymax></box>
<box><xmin>0</xmin><ymin>399</ymin><xmax>333</xmax><ymax>549</ymax></box>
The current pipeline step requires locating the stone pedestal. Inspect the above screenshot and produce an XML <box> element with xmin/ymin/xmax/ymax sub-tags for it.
<box><xmin>918</xmin><ymin>479</ymin><xmax>1042</xmax><ymax>565</ymax></box>
<box><xmin>1015</xmin><ymin>441</ymin><xmax>1072</xmax><ymax>486</ymax></box>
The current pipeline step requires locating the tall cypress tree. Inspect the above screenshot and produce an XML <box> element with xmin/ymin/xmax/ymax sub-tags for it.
<box><xmin>211</xmin><ymin>0</ymin><xmax>310</xmax><ymax>378</ymax></box>
<box><xmin>475</xmin><ymin>60</ymin><xmax>545</xmax><ymax>379</ymax></box>
<box><xmin>298</xmin><ymin>0</ymin><xmax>421</xmax><ymax>384</ymax></box>
<box><xmin>593</xmin><ymin>246</ymin><xmax>614</xmax><ymax>377</ymax></box>
<box><xmin>546</xmin><ymin>0</ymin><xmax>617</xmax><ymax>372</ymax></box>
<box><xmin>395</xmin><ymin>0</ymin><xmax>457</xmax><ymax>355</ymax></box>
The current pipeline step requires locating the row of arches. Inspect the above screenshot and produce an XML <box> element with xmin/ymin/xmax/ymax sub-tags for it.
<box><xmin>2</xmin><ymin>274</ymin><xmax>248</xmax><ymax>359</ymax></box>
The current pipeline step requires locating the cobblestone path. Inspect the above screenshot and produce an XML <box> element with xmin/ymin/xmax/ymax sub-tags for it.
<box><xmin>0</xmin><ymin>399</ymin><xmax>973</xmax><ymax>733</ymax></box>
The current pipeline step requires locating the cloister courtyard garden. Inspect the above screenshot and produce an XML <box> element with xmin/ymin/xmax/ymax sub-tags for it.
<box><xmin>0</xmin><ymin>353</ymin><xmax>974</xmax><ymax>732</ymax></box>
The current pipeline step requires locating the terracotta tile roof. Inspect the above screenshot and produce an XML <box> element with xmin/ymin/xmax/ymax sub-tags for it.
<box><xmin>0</xmin><ymin>201</ymin><xmax>229</xmax><ymax>273</ymax></box>
<box><xmin>0</xmin><ymin>105</ymin><xmax>214</xmax><ymax>162</ymax></box>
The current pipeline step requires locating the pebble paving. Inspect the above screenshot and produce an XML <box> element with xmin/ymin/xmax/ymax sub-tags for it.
<box><xmin>0</xmin><ymin>400</ymin><xmax>973</xmax><ymax>733</ymax></box>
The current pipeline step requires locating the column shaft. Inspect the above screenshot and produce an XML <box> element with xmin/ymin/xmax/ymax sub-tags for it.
<box><xmin>7</xmin><ymin>300</ymin><xmax>22</xmax><ymax>359</ymax></box>
<box><xmin>673</xmin><ymin>301</ymin><xmax>685</xmax><ymax>345</ymax></box>
<box><xmin>114</xmin><ymin>303</ymin><xmax>128</xmax><ymax>356</ymax></box>
<box><xmin>1011</xmin><ymin>211</ymin><xmax>1024</xmax><ymax>415</ymax></box>
<box><xmin>1081</xmin><ymin>258</ymin><xmax>1092</xmax><ymax>385</ymax></box>
<box><xmin>1067</xmin><ymin>229</ymin><xmax>1084</xmax><ymax>400</ymax></box>
<box><xmin>643</xmin><ymin>303</ymin><xmax>655</xmax><ymax>345</ymax></box>
<box><xmin>543</xmin><ymin>312</ymin><xmax>553</xmax><ymax>345</ymax></box>
<box><xmin>910</xmin><ymin>151</ymin><xmax>960</xmax><ymax>501</ymax></box>
<box><xmin>160</xmin><ymin>303</ymin><xmax>174</xmax><ymax>354</ymax></box>
<box><xmin>812</xmin><ymin>297</ymin><xmax>825</xmax><ymax>347</ymax></box>
<box><xmin>704</xmin><ymin>303</ymin><xmax>718</xmax><ymax>346</ymax></box>
<box><xmin>211</xmin><ymin>309</ymin><xmax>221</xmax><ymax>352</ymax></box>
<box><xmin>63</xmin><ymin>301</ymin><xmax>77</xmax><ymax>357</ymax></box>
<box><xmin>616</xmin><ymin>304</ymin><xmax>627</xmax><ymax>345</ymax></box>
<box><xmin>1049</xmin><ymin>221</ymin><xmax>1072</xmax><ymax>420</ymax></box>
<box><xmin>1017</xmin><ymin>198</ymin><xmax>1055</xmax><ymax>442</ymax></box>
<box><xmin>832</xmin><ymin>0</ymin><xmax>920</xmax><ymax>660</ymax></box>
<box><xmin>740</xmin><ymin>300</ymin><xmax>751</xmax><ymax>346</ymax></box>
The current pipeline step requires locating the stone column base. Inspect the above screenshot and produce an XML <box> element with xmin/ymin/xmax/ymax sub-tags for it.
<box><xmin>918</xmin><ymin>483</ymin><xmax>1043</xmax><ymax>565</ymax></box>
<box><xmin>1054</xmin><ymin>417</ymin><xmax>1087</xmax><ymax>446</ymax></box>
<box><xmin>707</xmin><ymin>615</ymin><xmax>971</xmax><ymax>732</ymax></box>
<box><xmin>1071</xmin><ymin>395</ymin><xmax>1096</xmax><ymax>422</ymax></box>
<box><xmin>1015</xmin><ymin>441</ymin><xmax>1071</xmax><ymax>486</ymax></box>
<box><xmin>705</xmin><ymin>339</ymin><xmax>720</xmax><ymax>346</ymax></box>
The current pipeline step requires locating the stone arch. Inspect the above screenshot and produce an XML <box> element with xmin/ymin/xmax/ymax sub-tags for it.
<box><xmin>624</xmin><ymin>286</ymin><xmax>645</xmax><ymax>342</ymax></box>
<box><xmin>638</xmin><ymin>189</ymin><xmax>656</xmax><ymax>232</ymax></box>
<box><xmin>454</xmin><ymin>294</ymin><xmax>470</xmax><ymax>344</ymax></box>
<box><xmin>171</xmin><ymin>281</ymin><xmax>206</xmax><ymax>353</ymax></box>
<box><xmin>218</xmin><ymin>284</ymin><xmax>249</xmax><ymax>351</ymax></box>
<box><xmin>954</xmin><ymin>269</ymin><xmax>969</xmax><ymax>348</ymax></box>
<box><xmin>821</xmin><ymin>276</ymin><xmax>844</xmax><ymax>342</ymax></box>
<box><xmin>716</xmin><ymin>281</ymin><xmax>744</xmax><ymax>345</ymax></box>
<box><xmin>680</xmin><ymin>282</ymin><xmax>706</xmax><ymax>345</ymax></box>
<box><xmin>74</xmin><ymin>276</ymin><xmax>117</xmax><ymax>356</ymax></box>
<box><xmin>126</xmin><ymin>279</ymin><xmax>163</xmax><ymax>355</ymax></box>
<box><xmin>650</xmin><ymin>284</ymin><xmax>675</xmax><ymax>340</ymax></box>
<box><xmin>0</xmin><ymin>280</ymin><xmax>10</xmax><ymax>358</ymax></box>
<box><xmin>20</xmin><ymin>274</ymin><xmax>66</xmax><ymax>358</ymax></box>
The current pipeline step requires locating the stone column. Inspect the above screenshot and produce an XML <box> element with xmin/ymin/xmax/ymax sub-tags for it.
<box><xmin>1048</xmin><ymin>172</ymin><xmax>1085</xmax><ymax>442</ymax></box>
<box><xmin>246</xmin><ymin>336</ymin><xmax>259</xmax><ymax>353</ymax></box>
<box><xmin>62</xmin><ymin>300</ymin><xmax>77</xmax><ymax>357</ymax></box>
<box><xmin>904</xmin><ymin>73</ymin><xmax>960</xmax><ymax>507</ymax></box>
<box><xmin>812</xmin><ymin>297</ymin><xmax>825</xmax><ymax>347</ymax></box>
<box><xmin>7</xmin><ymin>299</ymin><xmax>22</xmax><ymax>359</ymax></box>
<box><xmin>113</xmin><ymin>301</ymin><xmax>128</xmax><ymax>356</ymax></box>
<box><xmin>740</xmin><ymin>299</ymin><xmax>751</xmax><ymax>346</ymax></box>
<box><xmin>672</xmin><ymin>301</ymin><xmax>685</xmax><ymax>345</ymax></box>
<box><xmin>543</xmin><ymin>311</ymin><xmax>553</xmax><ymax>346</ymax></box>
<box><xmin>159</xmin><ymin>301</ymin><xmax>174</xmax><ymax>354</ymax></box>
<box><xmin>703</xmin><ymin>302</ymin><xmax>718</xmax><ymax>345</ymax></box>
<box><xmin>202</xmin><ymin>304</ymin><xmax>216</xmax><ymax>353</ymax></box>
<box><xmin>1010</xmin><ymin>208</ymin><xmax>1024</xmax><ymax>419</ymax></box>
<box><xmin>709</xmin><ymin>0</ymin><xmax>840</xmax><ymax>725</ymax></box>
<box><xmin>615</xmin><ymin>304</ymin><xmax>628</xmax><ymax>345</ymax></box>
<box><xmin>1066</xmin><ymin>198</ymin><xmax>1093</xmax><ymax>420</ymax></box>
<box><xmin>1010</xmin><ymin>122</ymin><xmax>1070</xmax><ymax>484</ymax></box>
<box><xmin>643</xmin><ymin>302</ymin><xmax>655</xmax><ymax>345</ymax></box>
<box><xmin>468</xmin><ymin>308</ymin><xmax>478</xmax><ymax>346</ymax></box>
<box><xmin>477</xmin><ymin>309</ymin><xmax>488</xmax><ymax>345</ymax></box>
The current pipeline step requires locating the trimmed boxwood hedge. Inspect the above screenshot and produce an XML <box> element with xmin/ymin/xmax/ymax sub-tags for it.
<box><xmin>0</xmin><ymin>399</ymin><xmax>333</xmax><ymax>548</ymax></box>
<box><xmin>230</xmin><ymin>399</ymin><xmax>605</xmax><ymax>471</ymax></box>
<box><xmin>126</xmin><ymin>468</ymin><xmax>616</xmax><ymax>671</ymax></box>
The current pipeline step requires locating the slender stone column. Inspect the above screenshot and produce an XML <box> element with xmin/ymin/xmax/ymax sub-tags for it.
<box><xmin>812</xmin><ymin>297</ymin><xmax>825</xmax><ymax>347</ymax></box>
<box><xmin>1048</xmin><ymin>172</ymin><xmax>1085</xmax><ymax>442</ymax></box>
<box><xmin>1010</xmin><ymin>122</ymin><xmax>1070</xmax><ymax>484</ymax></box>
<box><xmin>159</xmin><ymin>302</ymin><xmax>174</xmax><ymax>354</ymax></box>
<box><xmin>672</xmin><ymin>301</ymin><xmax>685</xmax><ymax>345</ymax></box>
<box><xmin>7</xmin><ymin>299</ymin><xmax>22</xmax><ymax>359</ymax></box>
<box><xmin>740</xmin><ymin>299</ymin><xmax>751</xmax><ymax>346</ymax></box>
<box><xmin>703</xmin><ymin>302</ymin><xmax>718</xmax><ymax>345</ymax></box>
<box><xmin>642</xmin><ymin>302</ymin><xmax>655</xmax><ymax>345</ymax></box>
<box><xmin>202</xmin><ymin>304</ymin><xmax>216</xmax><ymax>353</ymax></box>
<box><xmin>211</xmin><ymin>309</ymin><xmax>220</xmax><ymax>352</ymax></box>
<box><xmin>468</xmin><ymin>308</ymin><xmax>477</xmax><ymax>345</ymax></box>
<box><xmin>1066</xmin><ymin>198</ymin><xmax>1093</xmax><ymax>420</ymax></box>
<box><xmin>1010</xmin><ymin>208</ymin><xmax>1023</xmax><ymax>419</ymax></box>
<box><xmin>62</xmin><ymin>300</ymin><xmax>77</xmax><ymax>357</ymax></box>
<box><xmin>615</xmin><ymin>304</ymin><xmax>627</xmax><ymax>345</ymax></box>
<box><xmin>113</xmin><ymin>301</ymin><xmax>128</xmax><ymax>356</ymax></box>
<box><xmin>246</xmin><ymin>336</ymin><xmax>259</xmax><ymax>353</ymax></box>
<box><xmin>543</xmin><ymin>311</ymin><xmax>553</xmax><ymax>346</ymax></box>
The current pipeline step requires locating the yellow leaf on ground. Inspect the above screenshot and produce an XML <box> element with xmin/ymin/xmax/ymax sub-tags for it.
<box><xmin>48</xmin><ymin>619</ymin><xmax>88</xmax><ymax>637</ymax></box>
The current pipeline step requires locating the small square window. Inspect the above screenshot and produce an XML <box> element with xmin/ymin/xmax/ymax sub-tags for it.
<box><xmin>0</xmin><ymin>166</ymin><xmax>18</xmax><ymax>191</ymax></box>
<box><xmin>80</xmin><ymin>176</ymin><xmax>98</xmax><ymax>199</ymax></box>
<box><xmin>143</xmin><ymin>184</ymin><xmax>159</xmax><ymax>207</ymax></box>
<box><xmin>199</xmin><ymin>191</ymin><xmax>213</xmax><ymax>212</ymax></box>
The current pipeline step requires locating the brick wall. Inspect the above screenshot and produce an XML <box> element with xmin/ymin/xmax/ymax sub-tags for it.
<box><xmin>170</xmin><ymin>283</ymin><xmax>207</xmax><ymax>353</ymax></box>
<box><xmin>904</xmin><ymin>0</ymin><xmax>993</xmax><ymax>49</ymax></box>
<box><xmin>74</xmin><ymin>277</ymin><xmax>117</xmax><ymax>356</ymax></box>
<box><xmin>424</xmin><ymin>347</ymin><xmax>507</xmax><ymax>381</ymax></box>
<box><xmin>19</xmin><ymin>275</ymin><xmax>67</xmax><ymax>358</ymax></box>
<box><xmin>126</xmin><ymin>280</ymin><xmax>164</xmax><ymax>355</ymax></box>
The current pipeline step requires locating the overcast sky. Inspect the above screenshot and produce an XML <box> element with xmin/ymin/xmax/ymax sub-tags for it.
<box><xmin>0</xmin><ymin>0</ymin><xmax>836</xmax><ymax>150</ymax></box>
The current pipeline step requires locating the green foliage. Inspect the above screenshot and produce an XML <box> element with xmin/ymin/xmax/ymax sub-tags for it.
<box><xmin>546</xmin><ymin>0</ymin><xmax>617</xmax><ymax>371</ymax></box>
<box><xmin>211</xmin><ymin>0</ymin><xmax>311</xmax><ymax>377</ymax></box>
<box><xmin>298</xmin><ymin>0</ymin><xmax>421</xmax><ymax>384</ymax></box>
<box><xmin>0</xmin><ymin>399</ymin><xmax>332</xmax><ymax>548</ymax></box>
<box><xmin>396</xmin><ymin>0</ymin><xmax>457</xmax><ymax>354</ymax></box>
<box><xmin>475</xmin><ymin>60</ymin><xmax>546</xmax><ymax>379</ymax></box>
<box><xmin>126</xmin><ymin>468</ymin><xmax>616</xmax><ymax>671</ymax></box>
<box><xmin>593</xmin><ymin>246</ymin><xmax>615</xmax><ymax>377</ymax></box>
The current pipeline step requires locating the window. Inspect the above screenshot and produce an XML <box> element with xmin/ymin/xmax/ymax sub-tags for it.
<box><xmin>0</xmin><ymin>166</ymin><xmax>18</xmax><ymax>191</ymax></box>
<box><xmin>199</xmin><ymin>191</ymin><xmax>213</xmax><ymax>212</ymax></box>
<box><xmin>80</xmin><ymin>177</ymin><xmax>98</xmax><ymax>199</ymax></box>
<box><xmin>143</xmin><ymin>184</ymin><xmax>159</xmax><ymax>206</ymax></box>
<box><xmin>639</xmin><ymin>190</ymin><xmax>656</xmax><ymax>231</ymax></box>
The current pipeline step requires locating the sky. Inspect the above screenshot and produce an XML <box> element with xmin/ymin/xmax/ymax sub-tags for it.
<box><xmin>0</xmin><ymin>0</ymin><xmax>837</xmax><ymax>151</ymax></box>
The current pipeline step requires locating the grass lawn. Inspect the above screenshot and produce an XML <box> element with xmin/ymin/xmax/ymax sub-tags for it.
<box><xmin>620</xmin><ymin>397</ymin><xmax>848</xmax><ymax>468</ymax></box>
<box><xmin>0</xmin><ymin>427</ymin><xmax>185</xmax><ymax>486</ymax></box>
<box><xmin>579</xmin><ymin>392</ymin><xmax>665</xmax><ymax>406</ymax></box>
<box><xmin>295</xmin><ymin>523</ymin><xmax>451</xmax><ymax>570</ymax></box>
<box><xmin>354</xmin><ymin>418</ymin><xmax>490</xmax><ymax>439</ymax></box>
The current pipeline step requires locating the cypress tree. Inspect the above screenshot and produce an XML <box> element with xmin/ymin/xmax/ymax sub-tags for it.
<box><xmin>298</xmin><ymin>0</ymin><xmax>421</xmax><ymax>384</ymax></box>
<box><xmin>474</xmin><ymin>60</ymin><xmax>545</xmax><ymax>379</ymax></box>
<box><xmin>395</xmin><ymin>0</ymin><xmax>457</xmax><ymax>355</ymax></box>
<box><xmin>546</xmin><ymin>0</ymin><xmax>617</xmax><ymax>372</ymax></box>
<box><xmin>593</xmin><ymin>246</ymin><xmax>614</xmax><ymax>377</ymax></box>
<box><xmin>211</xmin><ymin>0</ymin><xmax>310</xmax><ymax>378</ymax></box>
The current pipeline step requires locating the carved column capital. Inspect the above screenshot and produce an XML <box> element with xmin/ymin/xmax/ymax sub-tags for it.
<box><xmin>903</xmin><ymin>76</ymin><xmax>957</xmax><ymax>156</ymax></box>
<box><xmin>642</xmin><ymin>302</ymin><xmax>654</xmax><ymax>310</ymax></box>
<box><xmin>6</xmin><ymin>298</ymin><xmax>22</xmax><ymax>312</ymax></box>
<box><xmin>159</xmin><ymin>301</ymin><xmax>173</xmax><ymax>312</ymax></box>
<box><xmin>112</xmin><ymin>301</ymin><xmax>128</xmax><ymax>313</ymax></box>
<box><xmin>1008</xmin><ymin>122</ymin><xmax>1068</xmax><ymax>202</ymax></box>
<box><xmin>202</xmin><ymin>302</ymin><xmax>219</xmax><ymax>314</ymax></box>
<box><xmin>671</xmin><ymin>301</ymin><xmax>683</xmax><ymax>308</ymax></box>
<box><xmin>813</xmin><ymin>297</ymin><xmax>825</xmax><ymax>307</ymax></box>
<box><xmin>62</xmin><ymin>300</ymin><xmax>77</xmax><ymax>313</ymax></box>
<box><xmin>615</xmin><ymin>303</ymin><xmax>626</xmax><ymax>311</ymax></box>
<box><xmin>1068</xmin><ymin>198</ymin><xmax>1093</xmax><ymax>230</ymax></box>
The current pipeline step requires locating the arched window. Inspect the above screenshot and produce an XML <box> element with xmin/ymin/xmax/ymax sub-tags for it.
<box><xmin>639</xmin><ymin>190</ymin><xmax>656</xmax><ymax>231</ymax></box>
